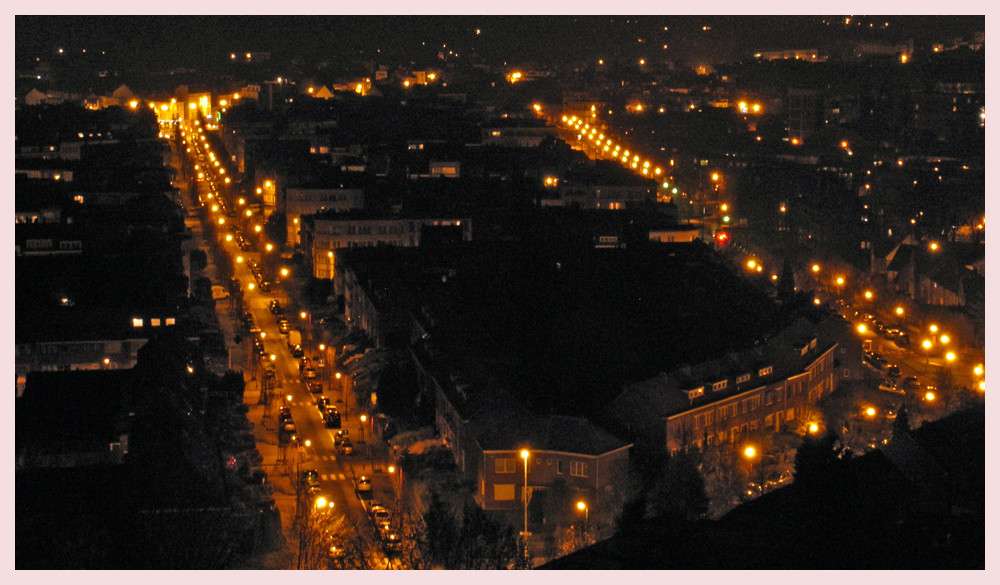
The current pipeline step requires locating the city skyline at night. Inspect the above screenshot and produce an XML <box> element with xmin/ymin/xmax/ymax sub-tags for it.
<box><xmin>15</xmin><ymin>13</ymin><xmax>985</xmax><ymax>570</ymax></box>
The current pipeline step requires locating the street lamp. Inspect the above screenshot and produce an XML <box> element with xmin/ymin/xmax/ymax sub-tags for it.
<box><xmin>576</xmin><ymin>501</ymin><xmax>589</xmax><ymax>536</ymax></box>
<box><xmin>520</xmin><ymin>449</ymin><xmax>530</xmax><ymax>551</ymax></box>
<box><xmin>359</xmin><ymin>414</ymin><xmax>367</xmax><ymax>443</ymax></box>
<box><xmin>300</xmin><ymin>311</ymin><xmax>312</xmax><ymax>354</ymax></box>
<box><xmin>388</xmin><ymin>463</ymin><xmax>403</xmax><ymax>505</ymax></box>
<box><xmin>922</xmin><ymin>339</ymin><xmax>933</xmax><ymax>372</ymax></box>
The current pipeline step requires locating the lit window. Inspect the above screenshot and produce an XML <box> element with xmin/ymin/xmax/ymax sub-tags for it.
<box><xmin>165</xmin><ymin>317</ymin><xmax>175</xmax><ymax>326</ymax></box>
<box><xmin>150</xmin><ymin>318</ymin><xmax>161</xmax><ymax>327</ymax></box>
<box><xmin>132</xmin><ymin>318</ymin><xmax>143</xmax><ymax>328</ymax></box>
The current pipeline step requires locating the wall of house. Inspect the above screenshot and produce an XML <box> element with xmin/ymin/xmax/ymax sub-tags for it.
<box><xmin>478</xmin><ymin>449</ymin><xmax>620</xmax><ymax>511</ymax></box>
<box><xmin>665</xmin><ymin>344</ymin><xmax>837</xmax><ymax>454</ymax></box>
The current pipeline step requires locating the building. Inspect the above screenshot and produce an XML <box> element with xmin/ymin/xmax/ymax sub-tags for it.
<box><xmin>285</xmin><ymin>185</ymin><xmax>365</xmax><ymax>246</ymax></box>
<box><xmin>409</xmin><ymin>341</ymin><xmax>631</xmax><ymax>513</ymax></box>
<box><xmin>305</xmin><ymin>213</ymin><xmax>472</xmax><ymax>279</ymax></box>
<box><xmin>609</xmin><ymin>314</ymin><xmax>860</xmax><ymax>455</ymax></box>
<box><xmin>17</xmin><ymin>370</ymin><xmax>132</xmax><ymax>468</ymax></box>
<box><xmin>540</xmin><ymin>160</ymin><xmax>658</xmax><ymax>210</ymax></box>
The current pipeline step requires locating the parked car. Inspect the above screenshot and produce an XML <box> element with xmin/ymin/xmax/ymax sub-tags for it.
<box><xmin>885</xmin><ymin>365</ymin><xmax>901</xmax><ymax>380</ymax></box>
<box><xmin>355</xmin><ymin>475</ymin><xmax>371</xmax><ymax>493</ymax></box>
<box><xmin>303</xmin><ymin>367</ymin><xmax>317</xmax><ymax>380</ymax></box>
<box><xmin>900</xmin><ymin>376</ymin><xmax>920</xmax><ymax>391</ymax></box>
<box><xmin>334</xmin><ymin>429</ymin><xmax>350</xmax><ymax>446</ymax></box>
<box><xmin>324</xmin><ymin>408</ymin><xmax>342</xmax><ymax>429</ymax></box>
<box><xmin>337</xmin><ymin>439</ymin><xmax>354</xmax><ymax>455</ymax></box>
<box><xmin>308</xmin><ymin>380</ymin><xmax>323</xmax><ymax>393</ymax></box>
<box><xmin>269</xmin><ymin>300</ymin><xmax>281</xmax><ymax>315</ymax></box>
<box><xmin>316</xmin><ymin>396</ymin><xmax>330</xmax><ymax>411</ymax></box>
<box><xmin>878</xmin><ymin>379</ymin><xmax>905</xmax><ymax>395</ymax></box>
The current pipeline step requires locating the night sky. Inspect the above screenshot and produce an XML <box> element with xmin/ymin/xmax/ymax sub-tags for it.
<box><xmin>16</xmin><ymin>14</ymin><xmax>985</xmax><ymax>72</ymax></box>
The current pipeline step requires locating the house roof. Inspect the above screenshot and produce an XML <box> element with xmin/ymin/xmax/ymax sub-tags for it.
<box><xmin>608</xmin><ymin>314</ymin><xmax>847</xmax><ymax>434</ymax></box>
<box><xmin>17</xmin><ymin>370</ymin><xmax>131</xmax><ymax>456</ymax></box>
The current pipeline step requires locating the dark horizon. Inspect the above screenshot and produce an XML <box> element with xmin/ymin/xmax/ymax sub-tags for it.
<box><xmin>16</xmin><ymin>15</ymin><xmax>985</xmax><ymax>72</ymax></box>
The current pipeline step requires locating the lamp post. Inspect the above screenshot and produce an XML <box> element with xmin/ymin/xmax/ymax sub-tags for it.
<box><xmin>576</xmin><ymin>500</ymin><xmax>589</xmax><ymax>536</ymax></box>
<box><xmin>300</xmin><ymin>311</ymin><xmax>312</xmax><ymax>354</ymax></box>
<box><xmin>335</xmin><ymin>371</ymin><xmax>344</xmax><ymax>411</ymax></box>
<box><xmin>922</xmin><ymin>339</ymin><xmax>933</xmax><ymax>373</ymax></box>
<box><xmin>388</xmin><ymin>463</ymin><xmax>402</xmax><ymax>507</ymax></box>
<box><xmin>520</xmin><ymin>448</ymin><xmax>530</xmax><ymax>552</ymax></box>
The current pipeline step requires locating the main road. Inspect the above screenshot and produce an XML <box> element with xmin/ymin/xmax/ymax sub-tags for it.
<box><xmin>174</xmin><ymin>123</ymin><xmax>394</xmax><ymax>567</ymax></box>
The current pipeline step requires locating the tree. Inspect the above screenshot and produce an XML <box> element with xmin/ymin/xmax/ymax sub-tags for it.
<box><xmin>891</xmin><ymin>403</ymin><xmax>911</xmax><ymax>442</ymax></box>
<box><xmin>793</xmin><ymin>428</ymin><xmax>842</xmax><ymax>485</ymax></box>
<box><xmin>419</xmin><ymin>494</ymin><xmax>525</xmax><ymax>569</ymax></box>
<box><xmin>264</xmin><ymin>211</ymin><xmax>287</xmax><ymax>247</ymax></box>
<box><xmin>189</xmin><ymin>249</ymin><xmax>208</xmax><ymax>272</ymax></box>
<box><xmin>777</xmin><ymin>257</ymin><xmax>796</xmax><ymax>304</ymax></box>
<box><xmin>649</xmin><ymin>450</ymin><xmax>709</xmax><ymax>523</ymax></box>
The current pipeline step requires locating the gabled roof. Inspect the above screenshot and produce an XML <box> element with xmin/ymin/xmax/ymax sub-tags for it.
<box><xmin>609</xmin><ymin>314</ymin><xmax>846</xmax><ymax>430</ymax></box>
<box><xmin>17</xmin><ymin>370</ymin><xmax>131</xmax><ymax>456</ymax></box>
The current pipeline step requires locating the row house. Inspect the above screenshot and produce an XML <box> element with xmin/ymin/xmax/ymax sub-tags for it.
<box><xmin>409</xmin><ymin>338</ymin><xmax>631</xmax><ymax>513</ymax></box>
<box><xmin>610</xmin><ymin>314</ymin><xmax>860</xmax><ymax>455</ymax></box>
<box><xmin>333</xmin><ymin>246</ymin><xmax>632</xmax><ymax>514</ymax></box>
<box><xmin>15</xmin><ymin>310</ymin><xmax>180</xmax><ymax>393</ymax></box>
<box><xmin>304</xmin><ymin>213</ymin><xmax>472</xmax><ymax>279</ymax></box>
<box><xmin>285</xmin><ymin>186</ymin><xmax>365</xmax><ymax>247</ymax></box>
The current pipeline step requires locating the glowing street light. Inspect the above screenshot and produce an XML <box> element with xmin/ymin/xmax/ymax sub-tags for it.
<box><xmin>520</xmin><ymin>449</ymin><xmax>530</xmax><ymax>550</ymax></box>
